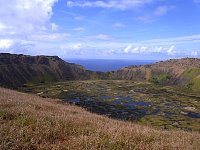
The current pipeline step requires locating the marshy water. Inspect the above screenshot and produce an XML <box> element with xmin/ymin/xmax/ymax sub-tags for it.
<box><xmin>21</xmin><ymin>80</ymin><xmax>200</xmax><ymax>131</ymax></box>
<box><xmin>64</xmin><ymin>95</ymin><xmax>152</xmax><ymax>121</ymax></box>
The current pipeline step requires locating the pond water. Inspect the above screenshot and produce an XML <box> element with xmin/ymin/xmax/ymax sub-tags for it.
<box><xmin>186</xmin><ymin>112</ymin><xmax>200</xmax><ymax>118</ymax></box>
<box><xmin>64</xmin><ymin>95</ymin><xmax>152</xmax><ymax>121</ymax></box>
<box><xmin>112</xmin><ymin>96</ymin><xmax>151</xmax><ymax>109</ymax></box>
<box><xmin>99</xmin><ymin>96</ymin><xmax>151</xmax><ymax>109</ymax></box>
<box><xmin>67</xmin><ymin>98</ymin><xmax>80</xmax><ymax>104</ymax></box>
<box><xmin>99</xmin><ymin>96</ymin><xmax>111</xmax><ymax>100</ymax></box>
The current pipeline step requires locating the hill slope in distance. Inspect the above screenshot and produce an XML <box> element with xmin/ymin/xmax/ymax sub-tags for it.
<box><xmin>0</xmin><ymin>53</ymin><xmax>92</xmax><ymax>88</ymax></box>
<box><xmin>113</xmin><ymin>58</ymin><xmax>200</xmax><ymax>91</ymax></box>
<box><xmin>0</xmin><ymin>53</ymin><xmax>200</xmax><ymax>92</ymax></box>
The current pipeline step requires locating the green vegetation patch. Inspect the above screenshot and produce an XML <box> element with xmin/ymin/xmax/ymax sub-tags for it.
<box><xmin>182</xmin><ymin>69</ymin><xmax>200</xmax><ymax>78</ymax></box>
<box><xmin>191</xmin><ymin>78</ymin><xmax>200</xmax><ymax>91</ymax></box>
<box><xmin>183</xmin><ymin>69</ymin><xmax>200</xmax><ymax>91</ymax></box>
<box><xmin>150</xmin><ymin>73</ymin><xmax>172</xmax><ymax>84</ymax></box>
<box><xmin>0</xmin><ymin>110</ymin><xmax>16</xmax><ymax>121</ymax></box>
<box><xmin>30</xmin><ymin>74</ymin><xmax>55</xmax><ymax>84</ymax></box>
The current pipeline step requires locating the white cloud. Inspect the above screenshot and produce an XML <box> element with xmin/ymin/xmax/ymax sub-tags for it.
<box><xmin>136</xmin><ymin>5</ymin><xmax>175</xmax><ymax>22</ymax></box>
<box><xmin>0</xmin><ymin>39</ymin><xmax>35</xmax><ymax>53</ymax></box>
<box><xmin>73</xmin><ymin>27</ymin><xmax>85</xmax><ymax>31</ymax></box>
<box><xmin>153</xmin><ymin>6</ymin><xmax>169</xmax><ymax>17</ymax></box>
<box><xmin>113</xmin><ymin>23</ymin><xmax>125</xmax><ymax>28</ymax></box>
<box><xmin>139</xmin><ymin>34</ymin><xmax>200</xmax><ymax>45</ymax></box>
<box><xmin>30</xmin><ymin>33</ymin><xmax>71</xmax><ymax>41</ymax></box>
<box><xmin>123</xmin><ymin>44</ymin><xmax>178</xmax><ymax>56</ymax></box>
<box><xmin>154</xmin><ymin>46</ymin><xmax>163</xmax><ymax>52</ymax></box>
<box><xmin>0</xmin><ymin>0</ymin><xmax>58</xmax><ymax>34</ymax></box>
<box><xmin>191</xmin><ymin>51</ymin><xmax>198</xmax><ymax>57</ymax></box>
<box><xmin>105</xmin><ymin>49</ymin><xmax>115</xmax><ymax>55</ymax></box>
<box><xmin>51</xmin><ymin>23</ymin><xmax>59</xmax><ymax>31</ymax></box>
<box><xmin>62</xmin><ymin>34</ymin><xmax>200</xmax><ymax>57</ymax></box>
<box><xmin>141</xmin><ymin>46</ymin><xmax>147</xmax><ymax>52</ymax></box>
<box><xmin>0</xmin><ymin>39</ymin><xmax>14</xmax><ymax>49</ymax></box>
<box><xmin>123</xmin><ymin>45</ymin><xmax>147</xmax><ymax>54</ymax></box>
<box><xmin>60</xmin><ymin>43</ymin><xmax>101</xmax><ymax>56</ymax></box>
<box><xmin>67</xmin><ymin>0</ymin><xmax>153</xmax><ymax>10</ymax></box>
<box><xmin>167</xmin><ymin>45</ymin><xmax>176</xmax><ymax>55</ymax></box>
<box><xmin>0</xmin><ymin>22</ymin><xmax>6</xmax><ymax>31</ymax></box>
<box><xmin>0</xmin><ymin>0</ymin><xmax>59</xmax><ymax>53</ymax></box>
<box><xmin>0</xmin><ymin>0</ymin><xmax>199</xmax><ymax>59</ymax></box>
<box><xmin>71</xmin><ymin>43</ymin><xmax>85</xmax><ymax>50</ymax></box>
<box><xmin>74</xmin><ymin>16</ymin><xmax>85</xmax><ymax>21</ymax></box>
<box><xmin>61</xmin><ymin>43</ymin><xmax>88</xmax><ymax>50</ymax></box>
<box><xmin>87</xmin><ymin>34</ymin><xmax>111</xmax><ymax>40</ymax></box>
<box><xmin>124</xmin><ymin>45</ymin><xmax>132</xmax><ymax>53</ymax></box>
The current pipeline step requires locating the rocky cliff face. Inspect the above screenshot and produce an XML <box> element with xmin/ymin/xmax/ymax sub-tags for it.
<box><xmin>0</xmin><ymin>53</ymin><xmax>91</xmax><ymax>88</ymax></box>
<box><xmin>113</xmin><ymin>58</ymin><xmax>200</xmax><ymax>91</ymax></box>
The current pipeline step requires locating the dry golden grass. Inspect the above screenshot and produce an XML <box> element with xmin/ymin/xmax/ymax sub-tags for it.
<box><xmin>0</xmin><ymin>87</ymin><xmax>200</xmax><ymax>150</ymax></box>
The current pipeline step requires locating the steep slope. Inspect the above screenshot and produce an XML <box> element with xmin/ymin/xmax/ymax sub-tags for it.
<box><xmin>1</xmin><ymin>53</ymin><xmax>199</xmax><ymax>91</ymax></box>
<box><xmin>1</xmin><ymin>87</ymin><xmax>200</xmax><ymax>149</ymax></box>
<box><xmin>113</xmin><ymin>58</ymin><xmax>200</xmax><ymax>91</ymax></box>
<box><xmin>0</xmin><ymin>53</ymin><xmax>92</xmax><ymax>88</ymax></box>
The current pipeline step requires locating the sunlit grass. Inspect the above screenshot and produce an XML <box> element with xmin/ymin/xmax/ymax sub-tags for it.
<box><xmin>1</xmin><ymin>87</ymin><xmax>200</xmax><ymax>149</ymax></box>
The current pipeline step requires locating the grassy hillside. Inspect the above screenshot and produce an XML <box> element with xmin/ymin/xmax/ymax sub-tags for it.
<box><xmin>181</xmin><ymin>69</ymin><xmax>200</xmax><ymax>91</ymax></box>
<box><xmin>0</xmin><ymin>53</ymin><xmax>92</xmax><ymax>88</ymax></box>
<box><xmin>0</xmin><ymin>87</ymin><xmax>200</xmax><ymax>149</ymax></box>
<box><xmin>1</xmin><ymin>53</ymin><xmax>199</xmax><ymax>92</ymax></box>
<box><xmin>113</xmin><ymin>58</ymin><xmax>200</xmax><ymax>91</ymax></box>
<box><xmin>0</xmin><ymin>53</ymin><xmax>111</xmax><ymax>88</ymax></box>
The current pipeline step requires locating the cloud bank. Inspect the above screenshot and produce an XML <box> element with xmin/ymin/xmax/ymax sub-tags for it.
<box><xmin>0</xmin><ymin>0</ymin><xmax>59</xmax><ymax>53</ymax></box>
<box><xmin>0</xmin><ymin>0</ymin><xmax>199</xmax><ymax>59</ymax></box>
<box><xmin>67</xmin><ymin>0</ymin><xmax>153</xmax><ymax>10</ymax></box>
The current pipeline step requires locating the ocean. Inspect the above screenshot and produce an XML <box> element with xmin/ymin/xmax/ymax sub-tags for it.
<box><xmin>65</xmin><ymin>59</ymin><xmax>156</xmax><ymax>72</ymax></box>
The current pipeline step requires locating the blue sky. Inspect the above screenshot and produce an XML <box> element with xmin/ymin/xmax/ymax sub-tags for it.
<box><xmin>0</xmin><ymin>0</ymin><xmax>200</xmax><ymax>60</ymax></box>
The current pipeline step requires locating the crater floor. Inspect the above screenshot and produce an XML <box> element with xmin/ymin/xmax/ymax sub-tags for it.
<box><xmin>20</xmin><ymin>80</ymin><xmax>200</xmax><ymax>132</ymax></box>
